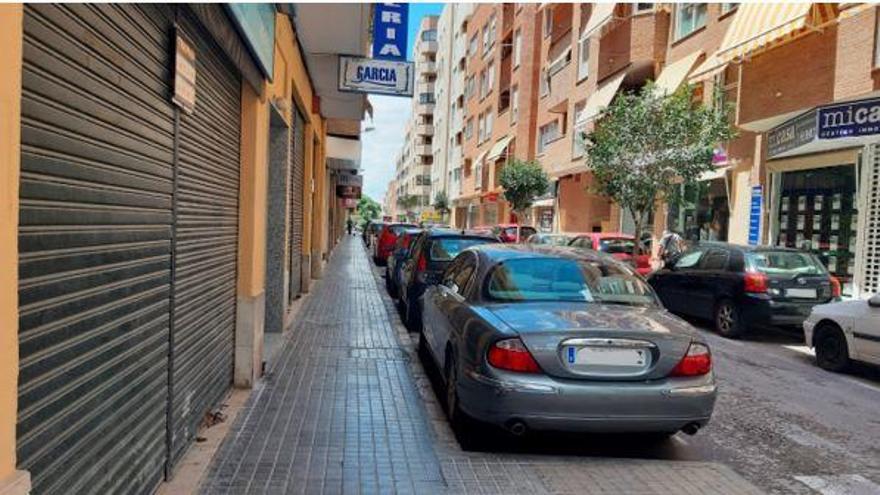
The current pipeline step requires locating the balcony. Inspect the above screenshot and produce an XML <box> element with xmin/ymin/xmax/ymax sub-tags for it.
<box><xmin>417</xmin><ymin>81</ymin><xmax>436</xmax><ymax>94</ymax></box>
<box><xmin>597</xmin><ymin>8</ymin><xmax>667</xmax><ymax>84</ymax></box>
<box><xmin>419</xmin><ymin>60</ymin><xmax>437</xmax><ymax>74</ymax></box>
<box><xmin>416</xmin><ymin>102</ymin><xmax>435</xmax><ymax>115</ymax></box>
<box><xmin>415</xmin><ymin>144</ymin><xmax>433</xmax><ymax>156</ymax></box>
<box><xmin>416</xmin><ymin>124</ymin><xmax>434</xmax><ymax>136</ymax></box>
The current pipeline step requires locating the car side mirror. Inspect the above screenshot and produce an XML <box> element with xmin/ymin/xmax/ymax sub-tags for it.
<box><xmin>869</xmin><ymin>294</ymin><xmax>880</xmax><ymax>308</ymax></box>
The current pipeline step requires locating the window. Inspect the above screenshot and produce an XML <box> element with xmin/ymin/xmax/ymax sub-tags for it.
<box><xmin>543</xmin><ymin>6</ymin><xmax>553</xmax><ymax>38</ymax></box>
<box><xmin>511</xmin><ymin>86</ymin><xmax>519</xmax><ymax>122</ymax></box>
<box><xmin>540</xmin><ymin>68</ymin><xmax>550</xmax><ymax>97</ymax></box>
<box><xmin>699</xmin><ymin>249</ymin><xmax>729</xmax><ymax>271</ymax></box>
<box><xmin>488</xmin><ymin>14</ymin><xmax>497</xmax><ymax>50</ymax></box>
<box><xmin>538</xmin><ymin>120</ymin><xmax>560</xmax><ymax>153</ymax></box>
<box><xmin>674</xmin><ymin>249</ymin><xmax>704</xmax><ymax>269</ymax></box>
<box><xmin>482</xmin><ymin>24</ymin><xmax>489</xmax><ymax>54</ymax></box>
<box><xmin>486</xmin><ymin>111</ymin><xmax>494</xmax><ymax>138</ymax></box>
<box><xmin>479</xmin><ymin>70</ymin><xmax>487</xmax><ymax>98</ymax></box>
<box><xmin>484</xmin><ymin>258</ymin><xmax>657</xmax><ymax>305</ymax></box>
<box><xmin>487</xmin><ymin>61</ymin><xmax>495</xmax><ymax>93</ymax></box>
<box><xmin>468</xmin><ymin>34</ymin><xmax>478</xmax><ymax>57</ymax></box>
<box><xmin>721</xmin><ymin>3</ymin><xmax>738</xmax><ymax>14</ymax></box>
<box><xmin>465</xmin><ymin>118</ymin><xmax>473</xmax><ymax>139</ymax></box>
<box><xmin>430</xmin><ymin>237</ymin><xmax>492</xmax><ymax>261</ymax></box>
<box><xmin>577</xmin><ymin>37</ymin><xmax>590</xmax><ymax>81</ymax></box>
<box><xmin>548</xmin><ymin>49</ymin><xmax>571</xmax><ymax>77</ymax></box>
<box><xmin>513</xmin><ymin>29</ymin><xmax>522</xmax><ymax>68</ymax></box>
<box><xmin>475</xmin><ymin>162</ymin><xmax>483</xmax><ymax>188</ymax></box>
<box><xmin>421</xmin><ymin>29</ymin><xmax>437</xmax><ymax>42</ymax></box>
<box><xmin>635</xmin><ymin>3</ymin><xmax>654</xmax><ymax>13</ymax></box>
<box><xmin>478</xmin><ymin>113</ymin><xmax>485</xmax><ymax>142</ymax></box>
<box><xmin>465</xmin><ymin>75</ymin><xmax>475</xmax><ymax>99</ymax></box>
<box><xmin>675</xmin><ymin>4</ymin><xmax>707</xmax><ymax>40</ymax></box>
<box><xmin>419</xmin><ymin>93</ymin><xmax>435</xmax><ymax>104</ymax></box>
<box><xmin>572</xmin><ymin>101</ymin><xmax>586</xmax><ymax>157</ymax></box>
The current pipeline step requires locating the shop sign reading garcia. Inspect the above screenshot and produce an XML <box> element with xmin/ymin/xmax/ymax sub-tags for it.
<box><xmin>338</xmin><ymin>56</ymin><xmax>414</xmax><ymax>97</ymax></box>
<box><xmin>172</xmin><ymin>33</ymin><xmax>196</xmax><ymax>114</ymax></box>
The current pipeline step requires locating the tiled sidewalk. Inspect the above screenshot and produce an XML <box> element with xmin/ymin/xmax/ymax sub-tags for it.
<box><xmin>199</xmin><ymin>236</ymin><xmax>763</xmax><ymax>495</ymax></box>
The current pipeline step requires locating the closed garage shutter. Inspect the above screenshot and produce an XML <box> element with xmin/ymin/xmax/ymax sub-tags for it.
<box><xmin>289</xmin><ymin>108</ymin><xmax>306</xmax><ymax>300</ymax></box>
<box><xmin>18</xmin><ymin>4</ymin><xmax>175</xmax><ymax>495</ymax></box>
<box><xmin>168</xmin><ymin>11</ymin><xmax>240</xmax><ymax>468</ymax></box>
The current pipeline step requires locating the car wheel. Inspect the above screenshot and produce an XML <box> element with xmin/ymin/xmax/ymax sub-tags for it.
<box><xmin>444</xmin><ymin>355</ymin><xmax>480</xmax><ymax>451</ymax></box>
<box><xmin>715</xmin><ymin>300</ymin><xmax>744</xmax><ymax>338</ymax></box>
<box><xmin>815</xmin><ymin>322</ymin><xmax>850</xmax><ymax>372</ymax></box>
<box><xmin>417</xmin><ymin>328</ymin><xmax>429</xmax><ymax>360</ymax></box>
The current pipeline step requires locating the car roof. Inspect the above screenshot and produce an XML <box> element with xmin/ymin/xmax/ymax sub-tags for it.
<box><xmin>572</xmin><ymin>232</ymin><xmax>634</xmax><ymax>239</ymax></box>
<box><xmin>422</xmin><ymin>228</ymin><xmax>497</xmax><ymax>239</ymax></box>
<box><xmin>468</xmin><ymin>243</ymin><xmax>617</xmax><ymax>263</ymax></box>
<box><xmin>690</xmin><ymin>241</ymin><xmax>803</xmax><ymax>253</ymax></box>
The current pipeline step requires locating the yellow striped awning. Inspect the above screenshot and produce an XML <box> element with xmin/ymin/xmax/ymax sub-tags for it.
<box><xmin>717</xmin><ymin>3</ymin><xmax>838</xmax><ymax>64</ymax></box>
<box><xmin>581</xmin><ymin>3</ymin><xmax>617</xmax><ymax>40</ymax></box>
<box><xmin>654</xmin><ymin>50</ymin><xmax>703</xmax><ymax>96</ymax></box>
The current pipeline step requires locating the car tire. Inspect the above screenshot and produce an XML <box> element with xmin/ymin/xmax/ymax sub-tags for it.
<box><xmin>714</xmin><ymin>299</ymin><xmax>745</xmax><ymax>338</ymax></box>
<box><xmin>815</xmin><ymin>322</ymin><xmax>850</xmax><ymax>372</ymax></box>
<box><xmin>385</xmin><ymin>269</ymin><xmax>395</xmax><ymax>296</ymax></box>
<box><xmin>444</xmin><ymin>355</ymin><xmax>481</xmax><ymax>451</ymax></box>
<box><xmin>417</xmin><ymin>328</ymin><xmax>430</xmax><ymax>360</ymax></box>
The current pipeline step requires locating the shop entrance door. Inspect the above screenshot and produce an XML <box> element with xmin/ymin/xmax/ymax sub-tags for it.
<box><xmin>775</xmin><ymin>165</ymin><xmax>857</xmax><ymax>294</ymax></box>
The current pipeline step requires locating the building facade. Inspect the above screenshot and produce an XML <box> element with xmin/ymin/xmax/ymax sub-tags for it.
<box><xmin>0</xmin><ymin>4</ymin><xmax>369</xmax><ymax>494</ymax></box>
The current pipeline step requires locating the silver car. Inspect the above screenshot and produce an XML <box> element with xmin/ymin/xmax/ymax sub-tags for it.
<box><xmin>419</xmin><ymin>244</ymin><xmax>716</xmax><ymax>448</ymax></box>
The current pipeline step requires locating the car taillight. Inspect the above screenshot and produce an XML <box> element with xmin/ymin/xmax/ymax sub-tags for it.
<box><xmin>744</xmin><ymin>271</ymin><xmax>768</xmax><ymax>293</ymax></box>
<box><xmin>829</xmin><ymin>276</ymin><xmax>841</xmax><ymax>298</ymax></box>
<box><xmin>669</xmin><ymin>342</ymin><xmax>712</xmax><ymax>377</ymax></box>
<box><xmin>487</xmin><ymin>338</ymin><xmax>541</xmax><ymax>373</ymax></box>
<box><xmin>417</xmin><ymin>253</ymin><xmax>427</xmax><ymax>272</ymax></box>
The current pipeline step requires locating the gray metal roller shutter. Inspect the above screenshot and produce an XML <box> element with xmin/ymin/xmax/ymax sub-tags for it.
<box><xmin>289</xmin><ymin>108</ymin><xmax>306</xmax><ymax>299</ymax></box>
<box><xmin>18</xmin><ymin>4</ymin><xmax>174</xmax><ymax>495</ymax></box>
<box><xmin>168</xmin><ymin>10</ymin><xmax>240</xmax><ymax>469</ymax></box>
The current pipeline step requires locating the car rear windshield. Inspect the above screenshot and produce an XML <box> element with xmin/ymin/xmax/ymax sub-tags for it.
<box><xmin>746</xmin><ymin>251</ymin><xmax>827</xmax><ymax>277</ymax></box>
<box><xmin>485</xmin><ymin>257</ymin><xmax>656</xmax><ymax>305</ymax></box>
<box><xmin>532</xmin><ymin>235</ymin><xmax>571</xmax><ymax>246</ymax></box>
<box><xmin>598</xmin><ymin>238</ymin><xmax>635</xmax><ymax>254</ymax></box>
<box><xmin>390</xmin><ymin>224</ymin><xmax>417</xmax><ymax>235</ymax></box>
<box><xmin>429</xmin><ymin>237</ymin><xmax>494</xmax><ymax>261</ymax></box>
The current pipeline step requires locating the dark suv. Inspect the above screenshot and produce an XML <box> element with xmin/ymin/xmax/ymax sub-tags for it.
<box><xmin>398</xmin><ymin>229</ymin><xmax>498</xmax><ymax>331</ymax></box>
<box><xmin>648</xmin><ymin>242</ymin><xmax>840</xmax><ymax>337</ymax></box>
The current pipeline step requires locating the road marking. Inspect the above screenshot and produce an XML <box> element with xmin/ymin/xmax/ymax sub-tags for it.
<box><xmin>795</xmin><ymin>474</ymin><xmax>880</xmax><ymax>495</ymax></box>
<box><xmin>783</xmin><ymin>345</ymin><xmax>880</xmax><ymax>395</ymax></box>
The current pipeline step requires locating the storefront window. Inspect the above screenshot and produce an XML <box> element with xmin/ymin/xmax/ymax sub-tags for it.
<box><xmin>773</xmin><ymin>165</ymin><xmax>857</xmax><ymax>295</ymax></box>
<box><xmin>666</xmin><ymin>178</ymin><xmax>729</xmax><ymax>242</ymax></box>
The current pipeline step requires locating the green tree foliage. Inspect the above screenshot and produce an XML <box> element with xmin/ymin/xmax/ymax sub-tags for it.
<box><xmin>356</xmin><ymin>195</ymin><xmax>381</xmax><ymax>227</ymax></box>
<box><xmin>583</xmin><ymin>83</ymin><xmax>735</xmax><ymax>253</ymax></box>
<box><xmin>433</xmin><ymin>190</ymin><xmax>450</xmax><ymax>218</ymax></box>
<box><xmin>498</xmin><ymin>159</ymin><xmax>550</xmax><ymax>221</ymax></box>
<box><xmin>396</xmin><ymin>194</ymin><xmax>420</xmax><ymax>222</ymax></box>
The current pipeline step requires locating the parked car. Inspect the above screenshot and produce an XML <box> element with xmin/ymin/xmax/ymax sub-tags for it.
<box><xmin>399</xmin><ymin>229</ymin><xmax>499</xmax><ymax>330</ymax></box>
<box><xmin>474</xmin><ymin>223</ymin><xmax>538</xmax><ymax>243</ymax></box>
<box><xmin>385</xmin><ymin>228</ymin><xmax>422</xmax><ymax>298</ymax></box>
<box><xmin>804</xmin><ymin>293</ymin><xmax>880</xmax><ymax>372</ymax></box>
<box><xmin>648</xmin><ymin>242</ymin><xmax>840</xmax><ymax>338</ymax></box>
<box><xmin>364</xmin><ymin>221</ymin><xmax>386</xmax><ymax>248</ymax></box>
<box><xmin>373</xmin><ymin>222</ymin><xmax>418</xmax><ymax>265</ymax></box>
<box><xmin>525</xmin><ymin>232</ymin><xmax>577</xmax><ymax>246</ymax></box>
<box><xmin>568</xmin><ymin>233</ymin><xmax>652</xmax><ymax>276</ymax></box>
<box><xmin>419</xmin><ymin>244</ymin><xmax>716</xmax><ymax>448</ymax></box>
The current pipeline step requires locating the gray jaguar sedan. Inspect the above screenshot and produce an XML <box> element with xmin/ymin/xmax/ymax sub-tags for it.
<box><xmin>419</xmin><ymin>244</ymin><xmax>716</xmax><ymax>447</ymax></box>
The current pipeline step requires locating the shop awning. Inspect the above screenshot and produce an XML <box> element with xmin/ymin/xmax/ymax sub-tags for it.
<box><xmin>698</xmin><ymin>165</ymin><xmax>730</xmax><ymax>182</ymax></box>
<box><xmin>687</xmin><ymin>50</ymin><xmax>727</xmax><ymax>83</ymax></box>
<box><xmin>581</xmin><ymin>3</ymin><xmax>616</xmax><ymax>40</ymax></box>
<box><xmin>486</xmin><ymin>136</ymin><xmax>514</xmax><ymax>162</ymax></box>
<box><xmin>582</xmin><ymin>71</ymin><xmax>626</xmax><ymax>122</ymax></box>
<box><xmin>532</xmin><ymin>198</ymin><xmax>555</xmax><ymax>208</ymax></box>
<box><xmin>716</xmin><ymin>3</ymin><xmax>837</xmax><ymax>64</ymax></box>
<box><xmin>474</xmin><ymin>150</ymin><xmax>487</xmax><ymax>167</ymax></box>
<box><xmin>654</xmin><ymin>50</ymin><xmax>703</xmax><ymax>96</ymax></box>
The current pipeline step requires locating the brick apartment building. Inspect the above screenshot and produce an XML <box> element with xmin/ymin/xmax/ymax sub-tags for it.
<box><xmin>427</xmin><ymin>2</ymin><xmax>880</xmax><ymax>299</ymax></box>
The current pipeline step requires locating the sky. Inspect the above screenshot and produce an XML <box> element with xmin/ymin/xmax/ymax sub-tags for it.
<box><xmin>361</xmin><ymin>3</ymin><xmax>444</xmax><ymax>203</ymax></box>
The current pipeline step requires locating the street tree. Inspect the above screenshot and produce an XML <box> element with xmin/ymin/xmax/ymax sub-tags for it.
<box><xmin>498</xmin><ymin>159</ymin><xmax>550</xmax><ymax>239</ymax></box>
<box><xmin>582</xmin><ymin>83</ymin><xmax>735</xmax><ymax>256</ymax></box>
<box><xmin>432</xmin><ymin>190</ymin><xmax>450</xmax><ymax>221</ymax></box>
<box><xmin>356</xmin><ymin>195</ymin><xmax>382</xmax><ymax>227</ymax></box>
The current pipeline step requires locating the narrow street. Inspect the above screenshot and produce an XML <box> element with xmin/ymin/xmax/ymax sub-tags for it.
<box><xmin>200</xmin><ymin>236</ymin><xmax>879</xmax><ymax>494</ymax></box>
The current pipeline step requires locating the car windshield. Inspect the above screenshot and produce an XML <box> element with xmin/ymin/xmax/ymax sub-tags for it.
<box><xmin>430</xmin><ymin>237</ymin><xmax>494</xmax><ymax>261</ymax></box>
<box><xmin>532</xmin><ymin>235</ymin><xmax>570</xmax><ymax>246</ymax></box>
<box><xmin>598</xmin><ymin>238</ymin><xmax>636</xmax><ymax>254</ymax></box>
<box><xmin>746</xmin><ymin>251</ymin><xmax>827</xmax><ymax>277</ymax></box>
<box><xmin>485</xmin><ymin>257</ymin><xmax>657</xmax><ymax>305</ymax></box>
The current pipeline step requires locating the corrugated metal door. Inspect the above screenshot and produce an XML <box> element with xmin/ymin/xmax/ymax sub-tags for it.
<box><xmin>168</xmin><ymin>11</ymin><xmax>241</xmax><ymax>468</ymax></box>
<box><xmin>289</xmin><ymin>108</ymin><xmax>306</xmax><ymax>300</ymax></box>
<box><xmin>18</xmin><ymin>4</ymin><xmax>175</xmax><ymax>494</ymax></box>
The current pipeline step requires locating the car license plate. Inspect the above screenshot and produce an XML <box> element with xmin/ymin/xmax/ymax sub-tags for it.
<box><xmin>567</xmin><ymin>346</ymin><xmax>648</xmax><ymax>366</ymax></box>
<box><xmin>786</xmin><ymin>288</ymin><xmax>817</xmax><ymax>299</ymax></box>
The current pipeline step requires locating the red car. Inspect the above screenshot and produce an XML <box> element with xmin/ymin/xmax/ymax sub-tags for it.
<box><xmin>569</xmin><ymin>232</ymin><xmax>652</xmax><ymax>276</ymax></box>
<box><xmin>373</xmin><ymin>223</ymin><xmax>418</xmax><ymax>265</ymax></box>
<box><xmin>472</xmin><ymin>224</ymin><xmax>537</xmax><ymax>243</ymax></box>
